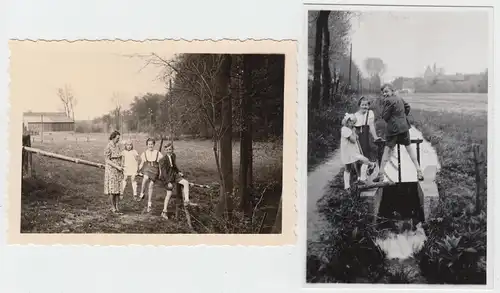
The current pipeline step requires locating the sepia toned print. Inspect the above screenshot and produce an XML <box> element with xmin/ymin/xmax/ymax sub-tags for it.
<box><xmin>8</xmin><ymin>39</ymin><xmax>297</xmax><ymax>245</ymax></box>
<box><xmin>306</xmin><ymin>8</ymin><xmax>490</xmax><ymax>285</ymax></box>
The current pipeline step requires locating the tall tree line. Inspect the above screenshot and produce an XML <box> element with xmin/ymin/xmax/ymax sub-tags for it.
<box><xmin>89</xmin><ymin>54</ymin><xmax>284</xmax><ymax>221</ymax></box>
<box><xmin>308</xmin><ymin>11</ymin><xmax>365</xmax><ymax>109</ymax></box>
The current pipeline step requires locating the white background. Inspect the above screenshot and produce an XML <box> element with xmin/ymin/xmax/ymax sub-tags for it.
<box><xmin>1</xmin><ymin>0</ymin><xmax>498</xmax><ymax>292</ymax></box>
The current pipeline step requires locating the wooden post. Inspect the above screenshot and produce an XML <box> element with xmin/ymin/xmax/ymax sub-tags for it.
<box><xmin>473</xmin><ymin>144</ymin><xmax>485</xmax><ymax>214</ymax></box>
<box><xmin>416</xmin><ymin>142</ymin><xmax>421</xmax><ymax>165</ymax></box>
<box><xmin>397</xmin><ymin>144</ymin><xmax>402</xmax><ymax>183</ymax></box>
<box><xmin>22</xmin><ymin>134</ymin><xmax>33</xmax><ymax>178</ymax></box>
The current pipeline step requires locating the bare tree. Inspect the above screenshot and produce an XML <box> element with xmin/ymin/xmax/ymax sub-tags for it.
<box><xmin>138</xmin><ymin>53</ymin><xmax>235</xmax><ymax>217</ymax></box>
<box><xmin>57</xmin><ymin>84</ymin><xmax>77</xmax><ymax>121</ymax></box>
<box><xmin>111</xmin><ymin>92</ymin><xmax>124</xmax><ymax>131</ymax></box>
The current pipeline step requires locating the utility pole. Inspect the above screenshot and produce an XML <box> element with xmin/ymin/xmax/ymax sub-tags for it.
<box><xmin>348</xmin><ymin>43</ymin><xmax>353</xmax><ymax>88</ymax></box>
<box><xmin>357</xmin><ymin>72</ymin><xmax>361</xmax><ymax>94</ymax></box>
<box><xmin>149</xmin><ymin>108</ymin><xmax>153</xmax><ymax>130</ymax></box>
<box><xmin>169</xmin><ymin>79</ymin><xmax>173</xmax><ymax>144</ymax></box>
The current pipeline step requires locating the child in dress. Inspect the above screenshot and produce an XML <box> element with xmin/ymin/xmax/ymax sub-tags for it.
<box><xmin>341</xmin><ymin>113</ymin><xmax>377</xmax><ymax>190</ymax></box>
<box><xmin>138</xmin><ymin>138</ymin><xmax>164</xmax><ymax>213</ymax></box>
<box><xmin>121</xmin><ymin>140</ymin><xmax>140</xmax><ymax>200</ymax></box>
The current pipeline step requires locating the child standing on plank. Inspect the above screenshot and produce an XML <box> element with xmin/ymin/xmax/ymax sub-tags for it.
<box><xmin>138</xmin><ymin>138</ymin><xmax>163</xmax><ymax>213</ymax></box>
<box><xmin>341</xmin><ymin>113</ymin><xmax>377</xmax><ymax>190</ymax></box>
<box><xmin>121</xmin><ymin>140</ymin><xmax>140</xmax><ymax>200</ymax></box>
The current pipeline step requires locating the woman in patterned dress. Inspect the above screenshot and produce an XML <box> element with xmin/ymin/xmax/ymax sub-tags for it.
<box><xmin>104</xmin><ymin>130</ymin><xmax>124</xmax><ymax>214</ymax></box>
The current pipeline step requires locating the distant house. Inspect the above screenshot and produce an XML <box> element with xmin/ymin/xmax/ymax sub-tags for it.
<box><xmin>23</xmin><ymin>111</ymin><xmax>75</xmax><ymax>134</ymax></box>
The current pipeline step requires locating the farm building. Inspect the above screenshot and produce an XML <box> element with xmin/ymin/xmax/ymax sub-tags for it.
<box><xmin>23</xmin><ymin>112</ymin><xmax>75</xmax><ymax>134</ymax></box>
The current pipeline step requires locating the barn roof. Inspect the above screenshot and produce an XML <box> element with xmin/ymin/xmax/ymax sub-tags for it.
<box><xmin>23</xmin><ymin>112</ymin><xmax>74</xmax><ymax>123</ymax></box>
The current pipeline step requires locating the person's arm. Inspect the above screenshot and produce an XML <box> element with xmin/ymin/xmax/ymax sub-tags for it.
<box><xmin>403</xmin><ymin>98</ymin><xmax>411</xmax><ymax>115</ymax></box>
<box><xmin>138</xmin><ymin>153</ymin><xmax>145</xmax><ymax>172</ymax></box>
<box><xmin>104</xmin><ymin>145</ymin><xmax>122</xmax><ymax>170</ymax></box>
<box><xmin>382</xmin><ymin>99</ymin><xmax>393</xmax><ymax>122</ymax></box>
<box><xmin>342</xmin><ymin>127</ymin><xmax>356</xmax><ymax>144</ymax></box>
<box><xmin>368</xmin><ymin>110</ymin><xmax>380</xmax><ymax>140</ymax></box>
<box><xmin>173</xmin><ymin>154</ymin><xmax>183</xmax><ymax>176</ymax></box>
<box><xmin>121</xmin><ymin>151</ymin><xmax>126</xmax><ymax>167</ymax></box>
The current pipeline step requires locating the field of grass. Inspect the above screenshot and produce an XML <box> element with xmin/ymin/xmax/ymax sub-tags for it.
<box><xmin>307</xmin><ymin>93</ymin><xmax>488</xmax><ymax>284</ymax></box>
<box><xmin>400</xmin><ymin>93</ymin><xmax>487</xmax><ymax>115</ymax></box>
<box><xmin>21</xmin><ymin>132</ymin><xmax>283</xmax><ymax>234</ymax></box>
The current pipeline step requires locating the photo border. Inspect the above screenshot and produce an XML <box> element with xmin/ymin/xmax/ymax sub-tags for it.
<box><xmin>300</xmin><ymin>1</ymin><xmax>497</xmax><ymax>291</ymax></box>
<box><xmin>7</xmin><ymin>39</ymin><xmax>298</xmax><ymax>246</ymax></box>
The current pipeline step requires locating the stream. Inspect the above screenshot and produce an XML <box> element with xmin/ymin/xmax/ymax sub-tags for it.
<box><xmin>307</xmin><ymin>126</ymin><xmax>441</xmax><ymax>279</ymax></box>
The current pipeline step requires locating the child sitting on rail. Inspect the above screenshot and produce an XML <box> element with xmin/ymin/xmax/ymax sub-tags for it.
<box><xmin>159</xmin><ymin>142</ymin><xmax>195</xmax><ymax>220</ymax></box>
<box><xmin>121</xmin><ymin>140</ymin><xmax>140</xmax><ymax>200</ymax></box>
<box><xmin>341</xmin><ymin>113</ymin><xmax>377</xmax><ymax>190</ymax></box>
<box><xmin>138</xmin><ymin>138</ymin><xmax>164</xmax><ymax>213</ymax></box>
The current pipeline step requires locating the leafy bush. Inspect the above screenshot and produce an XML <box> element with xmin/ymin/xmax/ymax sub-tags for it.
<box><xmin>308</xmin><ymin>96</ymin><xmax>358</xmax><ymax>170</ymax></box>
<box><xmin>307</xmin><ymin>175</ymin><xmax>388</xmax><ymax>283</ymax></box>
<box><xmin>415</xmin><ymin>225</ymin><xmax>486</xmax><ymax>284</ymax></box>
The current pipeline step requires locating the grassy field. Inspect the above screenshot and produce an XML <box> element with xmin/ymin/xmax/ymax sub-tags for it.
<box><xmin>400</xmin><ymin>93</ymin><xmax>487</xmax><ymax>115</ymax></box>
<box><xmin>307</xmin><ymin>93</ymin><xmax>488</xmax><ymax>284</ymax></box>
<box><xmin>21</xmin><ymin>132</ymin><xmax>283</xmax><ymax>234</ymax></box>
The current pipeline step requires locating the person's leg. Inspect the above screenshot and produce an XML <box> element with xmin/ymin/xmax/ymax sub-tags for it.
<box><xmin>114</xmin><ymin>194</ymin><xmax>122</xmax><ymax>213</ymax></box>
<box><xmin>121</xmin><ymin>175</ymin><xmax>128</xmax><ymax>195</ymax></box>
<box><xmin>375</xmin><ymin>143</ymin><xmax>395</xmax><ymax>182</ymax></box>
<box><xmin>178</xmin><ymin>178</ymin><xmax>191</xmax><ymax>204</ymax></box>
<box><xmin>139</xmin><ymin>175</ymin><xmax>149</xmax><ymax>200</ymax></box>
<box><xmin>344</xmin><ymin>165</ymin><xmax>351</xmax><ymax>190</ymax></box>
<box><xmin>162</xmin><ymin>182</ymin><xmax>173</xmax><ymax>219</ymax></box>
<box><xmin>131</xmin><ymin>174</ymin><xmax>138</xmax><ymax>197</ymax></box>
<box><xmin>147</xmin><ymin>180</ymin><xmax>154</xmax><ymax>212</ymax></box>
<box><xmin>399</xmin><ymin>131</ymin><xmax>424</xmax><ymax>181</ymax></box>
<box><xmin>108</xmin><ymin>193</ymin><xmax>116</xmax><ymax>212</ymax></box>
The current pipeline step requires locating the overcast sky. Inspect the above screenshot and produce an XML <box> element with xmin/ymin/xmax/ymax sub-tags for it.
<box><xmin>350</xmin><ymin>9</ymin><xmax>490</xmax><ymax>82</ymax></box>
<box><xmin>10</xmin><ymin>41</ymin><xmax>170</xmax><ymax>120</ymax></box>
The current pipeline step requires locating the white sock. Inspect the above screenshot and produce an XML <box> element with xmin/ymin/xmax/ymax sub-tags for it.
<box><xmin>179</xmin><ymin>179</ymin><xmax>190</xmax><ymax>202</ymax></box>
<box><xmin>344</xmin><ymin>170</ymin><xmax>351</xmax><ymax>190</ymax></box>
<box><xmin>163</xmin><ymin>191</ymin><xmax>172</xmax><ymax>213</ymax></box>
<box><xmin>360</xmin><ymin>164</ymin><xmax>368</xmax><ymax>181</ymax></box>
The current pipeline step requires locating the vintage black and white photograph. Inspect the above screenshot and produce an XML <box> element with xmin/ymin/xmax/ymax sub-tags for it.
<box><xmin>9</xmin><ymin>40</ymin><xmax>296</xmax><ymax>243</ymax></box>
<box><xmin>306</xmin><ymin>8</ymin><xmax>490</xmax><ymax>284</ymax></box>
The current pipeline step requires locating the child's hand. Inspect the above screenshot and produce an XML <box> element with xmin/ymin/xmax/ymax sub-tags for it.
<box><xmin>178</xmin><ymin>172</ymin><xmax>184</xmax><ymax>177</ymax></box>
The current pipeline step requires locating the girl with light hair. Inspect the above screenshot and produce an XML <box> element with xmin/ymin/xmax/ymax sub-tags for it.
<box><xmin>340</xmin><ymin>113</ymin><xmax>377</xmax><ymax>190</ymax></box>
<box><xmin>121</xmin><ymin>140</ymin><xmax>140</xmax><ymax>199</ymax></box>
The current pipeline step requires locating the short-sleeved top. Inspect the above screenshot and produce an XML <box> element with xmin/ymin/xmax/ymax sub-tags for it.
<box><xmin>141</xmin><ymin>149</ymin><xmax>164</xmax><ymax>163</ymax></box>
<box><xmin>340</xmin><ymin>126</ymin><xmax>363</xmax><ymax>165</ymax></box>
<box><xmin>354</xmin><ymin>110</ymin><xmax>374</xmax><ymax>127</ymax></box>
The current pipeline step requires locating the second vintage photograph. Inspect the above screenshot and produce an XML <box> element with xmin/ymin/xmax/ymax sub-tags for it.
<box><xmin>306</xmin><ymin>7</ymin><xmax>490</xmax><ymax>285</ymax></box>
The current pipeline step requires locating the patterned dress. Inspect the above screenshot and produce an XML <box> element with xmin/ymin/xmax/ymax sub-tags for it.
<box><xmin>104</xmin><ymin>141</ymin><xmax>123</xmax><ymax>195</ymax></box>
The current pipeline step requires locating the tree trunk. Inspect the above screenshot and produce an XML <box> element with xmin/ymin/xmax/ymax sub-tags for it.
<box><xmin>311</xmin><ymin>12</ymin><xmax>327</xmax><ymax>109</ymax></box>
<box><xmin>216</xmin><ymin>54</ymin><xmax>234</xmax><ymax>217</ymax></box>
<box><xmin>239</xmin><ymin>54</ymin><xmax>256</xmax><ymax>215</ymax></box>
<box><xmin>321</xmin><ymin>11</ymin><xmax>331</xmax><ymax>107</ymax></box>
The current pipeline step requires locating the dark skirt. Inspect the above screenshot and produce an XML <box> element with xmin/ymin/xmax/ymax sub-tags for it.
<box><xmin>355</xmin><ymin>125</ymin><xmax>376</xmax><ymax>161</ymax></box>
<box><xmin>142</xmin><ymin>161</ymin><xmax>159</xmax><ymax>181</ymax></box>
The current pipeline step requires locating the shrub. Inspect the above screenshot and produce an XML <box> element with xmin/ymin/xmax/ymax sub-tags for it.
<box><xmin>307</xmin><ymin>176</ymin><xmax>388</xmax><ymax>283</ymax></box>
<box><xmin>308</xmin><ymin>96</ymin><xmax>358</xmax><ymax>170</ymax></box>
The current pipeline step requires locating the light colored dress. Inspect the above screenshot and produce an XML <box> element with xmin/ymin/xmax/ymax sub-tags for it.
<box><xmin>104</xmin><ymin>141</ymin><xmax>123</xmax><ymax>195</ymax></box>
<box><xmin>340</xmin><ymin>126</ymin><xmax>365</xmax><ymax>165</ymax></box>
<box><xmin>122</xmin><ymin>149</ymin><xmax>139</xmax><ymax>176</ymax></box>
